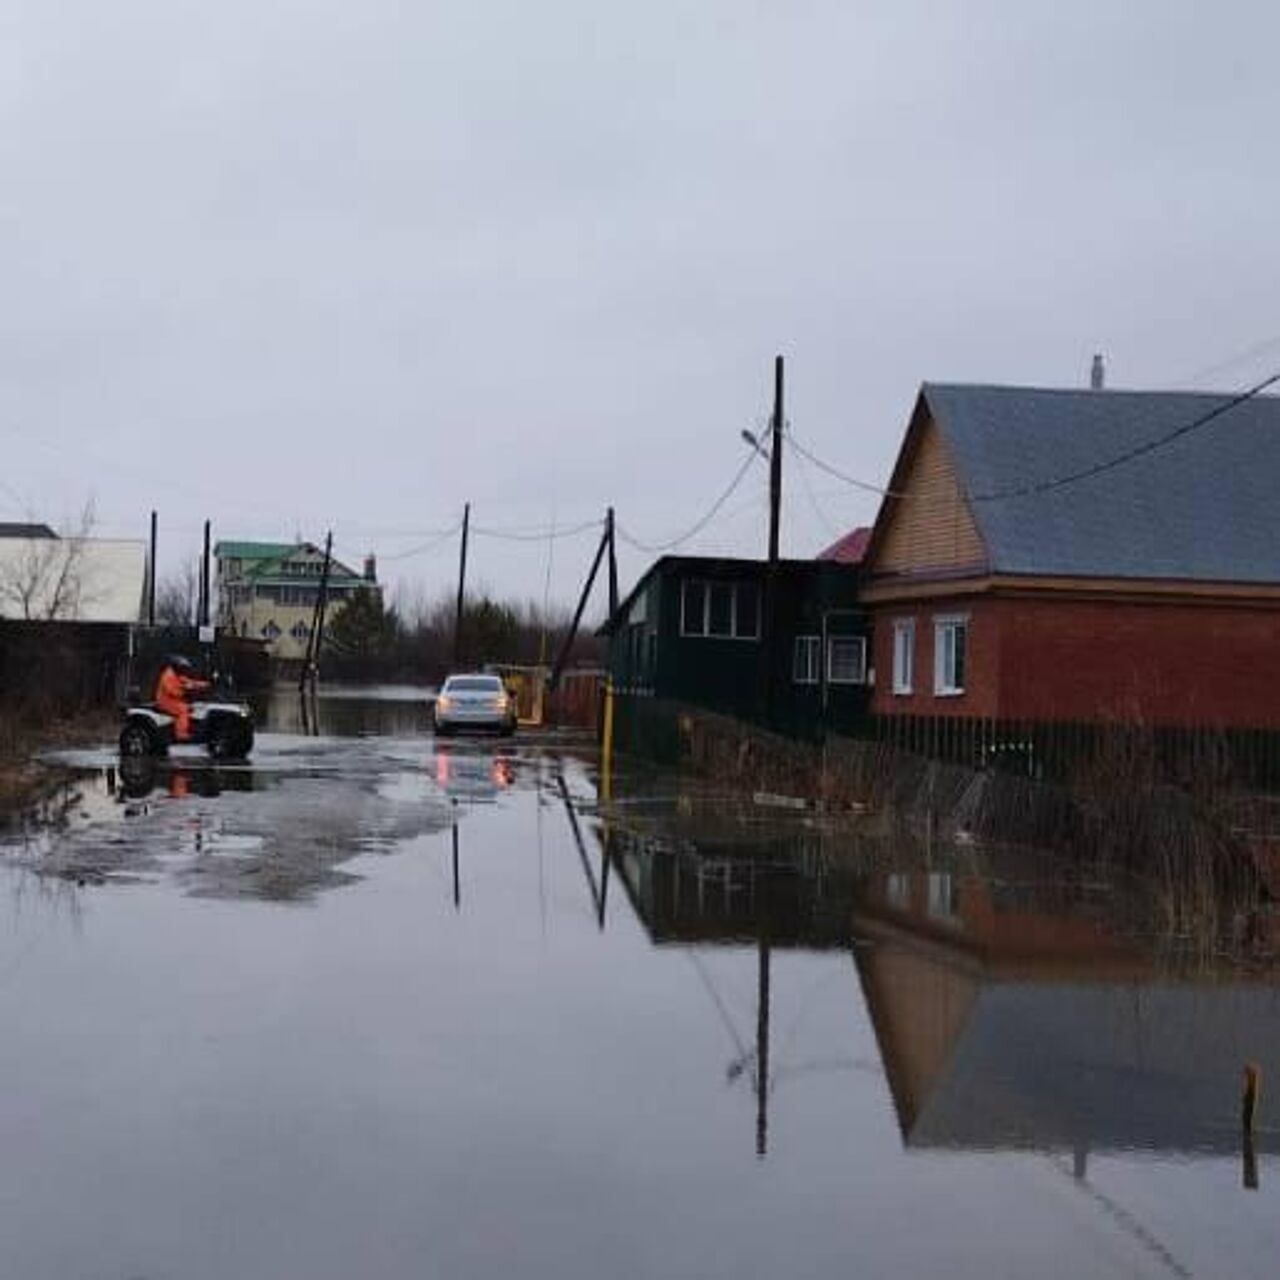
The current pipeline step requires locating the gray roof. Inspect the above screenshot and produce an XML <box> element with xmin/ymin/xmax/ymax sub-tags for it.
<box><xmin>0</xmin><ymin>522</ymin><xmax>56</xmax><ymax>539</ymax></box>
<box><xmin>906</xmin><ymin>981</ymin><xmax>1280</xmax><ymax>1156</ymax></box>
<box><xmin>923</xmin><ymin>383</ymin><xmax>1280</xmax><ymax>583</ymax></box>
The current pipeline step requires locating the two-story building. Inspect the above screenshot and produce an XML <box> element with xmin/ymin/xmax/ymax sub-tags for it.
<box><xmin>215</xmin><ymin>540</ymin><xmax>378</xmax><ymax>662</ymax></box>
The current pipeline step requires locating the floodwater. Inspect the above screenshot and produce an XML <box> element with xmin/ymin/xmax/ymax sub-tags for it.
<box><xmin>1</xmin><ymin>688</ymin><xmax>1278</xmax><ymax>1278</ymax></box>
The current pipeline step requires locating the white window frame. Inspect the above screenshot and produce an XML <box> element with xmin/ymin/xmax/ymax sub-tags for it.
<box><xmin>792</xmin><ymin>635</ymin><xmax>821</xmax><ymax>684</ymax></box>
<box><xmin>826</xmin><ymin>635</ymin><xmax>867</xmax><ymax>685</ymax></box>
<box><xmin>892</xmin><ymin>618</ymin><xmax>915</xmax><ymax>696</ymax></box>
<box><xmin>933</xmin><ymin>614</ymin><xmax>968</xmax><ymax>697</ymax></box>
<box><xmin>679</xmin><ymin>578</ymin><xmax>761</xmax><ymax>641</ymax></box>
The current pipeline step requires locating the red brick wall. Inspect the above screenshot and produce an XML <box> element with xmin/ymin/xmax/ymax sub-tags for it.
<box><xmin>872</xmin><ymin>593</ymin><xmax>1280</xmax><ymax>727</ymax></box>
<box><xmin>870</xmin><ymin>597</ymin><xmax>1001</xmax><ymax>718</ymax></box>
<box><xmin>991</xmin><ymin>596</ymin><xmax>1280</xmax><ymax>727</ymax></box>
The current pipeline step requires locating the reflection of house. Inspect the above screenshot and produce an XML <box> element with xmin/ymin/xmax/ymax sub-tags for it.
<box><xmin>214</xmin><ymin>540</ymin><xmax>379</xmax><ymax>662</ymax></box>
<box><xmin>854</xmin><ymin>867</ymin><xmax>1280</xmax><ymax>1157</ymax></box>
<box><xmin>601</xmin><ymin>555</ymin><xmax>868</xmax><ymax>736</ymax></box>
<box><xmin>862</xmin><ymin>383</ymin><xmax>1280</xmax><ymax>726</ymax></box>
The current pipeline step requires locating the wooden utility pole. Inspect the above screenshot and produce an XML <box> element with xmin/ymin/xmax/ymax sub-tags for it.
<box><xmin>454</xmin><ymin>503</ymin><xmax>470</xmax><ymax>669</ymax></box>
<box><xmin>147</xmin><ymin>510</ymin><xmax>158</xmax><ymax>627</ymax></box>
<box><xmin>763</xmin><ymin>355</ymin><xmax>785</xmax><ymax>724</ymax></box>
<box><xmin>298</xmin><ymin>531</ymin><xmax>333</xmax><ymax>692</ymax></box>
<box><xmin>606</xmin><ymin>506</ymin><xmax>618</xmax><ymax>618</ymax></box>
<box><xmin>756</xmin><ymin>936</ymin><xmax>771</xmax><ymax>1159</ymax></box>
<box><xmin>200</xmin><ymin>519</ymin><xmax>212</xmax><ymax>628</ymax></box>
<box><xmin>768</xmin><ymin>355</ymin><xmax>784</xmax><ymax>564</ymax></box>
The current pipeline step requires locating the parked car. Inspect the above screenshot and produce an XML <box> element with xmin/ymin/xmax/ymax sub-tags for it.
<box><xmin>433</xmin><ymin>673</ymin><xmax>517</xmax><ymax>737</ymax></box>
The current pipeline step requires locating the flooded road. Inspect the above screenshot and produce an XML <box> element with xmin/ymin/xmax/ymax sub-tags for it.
<box><xmin>1</xmin><ymin>690</ymin><xmax>1279</xmax><ymax>1278</ymax></box>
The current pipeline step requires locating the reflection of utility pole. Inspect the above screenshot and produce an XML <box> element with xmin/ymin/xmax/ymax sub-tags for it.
<box><xmin>756</xmin><ymin>936</ymin><xmax>771</xmax><ymax>1159</ymax></box>
<box><xmin>451</xmin><ymin>822</ymin><xmax>461</xmax><ymax>910</ymax></box>
<box><xmin>454</xmin><ymin>503</ymin><xmax>470</xmax><ymax>669</ymax></box>
<box><xmin>558</xmin><ymin>774</ymin><xmax>608</xmax><ymax>930</ymax></box>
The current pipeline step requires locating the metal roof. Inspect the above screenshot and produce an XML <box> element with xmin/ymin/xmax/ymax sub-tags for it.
<box><xmin>817</xmin><ymin>526</ymin><xmax>871</xmax><ymax>564</ymax></box>
<box><xmin>0</xmin><ymin>522</ymin><xmax>56</xmax><ymax>540</ymax></box>
<box><xmin>922</xmin><ymin>383</ymin><xmax>1280</xmax><ymax>583</ymax></box>
<box><xmin>213</xmin><ymin>541</ymin><xmax>297</xmax><ymax>561</ymax></box>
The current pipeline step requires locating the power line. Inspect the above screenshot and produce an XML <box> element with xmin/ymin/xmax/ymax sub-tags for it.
<box><xmin>362</xmin><ymin>522</ymin><xmax>465</xmax><ymax>563</ymax></box>
<box><xmin>785</xmin><ymin>435</ymin><xmax>847</xmax><ymax>540</ymax></box>
<box><xmin>471</xmin><ymin>516</ymin><xmax>604</xmax><ymax>543</ymax></box>
<box><xmin>786</xmin><ymin>431</ymin><xmax>906</xmax><ymax>499</ymax></box>
<box><xmin>617</xmin><ymin>449</ymin><xmax>760</xmax><ymax>554</ymax></box>
<box><xmin>969</xmin><ymin>368</ymin><xmax>1280</xmax><ymax>501</ymax></box>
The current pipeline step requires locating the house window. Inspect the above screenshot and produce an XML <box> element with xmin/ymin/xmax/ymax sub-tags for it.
<box><xmin>827</xmin><ymin>636</ymin><xmax>866</xmax><ymax>684</ymax></box>
<box><xmin>680</xmin><ymin>578</ymin><xmax>761</xmax><ymax>640</ymax></box>
<box><xmin>933</xmin><ymin>615</ymin><xmax>968</xmax><ymax>696</ymax></box>
<box><xmin>290</xmin><ymin>621</ymin><xmax>310</xmax><ymax>643</ymax></box>
<box><xmin>261</xmin><ymin>620</ymin><xmax>281</xmax><ymax>641</ymax></box>
<box><xmin>792</xmin><ymin>635</ymin><xmax>821</xmax><ymax>684</ymax></box>
<box><xmin>892</xmin><ymin>619</ymin><xmax>915</xmax><ymax>695</ymax></box>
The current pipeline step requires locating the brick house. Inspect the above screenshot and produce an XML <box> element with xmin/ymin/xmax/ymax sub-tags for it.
<box><xmin>862</xmin><ymin>383</ymin><xmax>1280</xmax><ymax>728</ymax></box>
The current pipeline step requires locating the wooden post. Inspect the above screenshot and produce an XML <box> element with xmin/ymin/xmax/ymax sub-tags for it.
<box><xmin>147</xmin><ymin>510</ymin><xmax>157</xmax><ymax>627</ymax></box>
<box><xmin>606</xmin><ymin>506</ymin><xmax>618</xmax><ymax>619</ymax></box>
<box><xmin>454</xmin><ymin>503</ymin><xmax>470</xmax><ymax>669</ymax></box>
<box><xmin>601</xmin><ymin>677</ymin><xmax>615</xmax><ymax>801</ymax></box>
<box><xmin>763</xmin><ymin>355</ymin><xmax>784</xmax><ymax>725</ymax></box>
<box><xmin>200</xmin><ymin>519</ymin><xmax>211</xmax><ymax>628</ymax></box>
<box><xmin>756</xmin><ymin>936</ymin><xmax>771</xmax><ymax>1159</ymax></box>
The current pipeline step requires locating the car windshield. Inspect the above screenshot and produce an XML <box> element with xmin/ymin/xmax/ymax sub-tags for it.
<box><xmin>444</xmin><ymin>676</ymin><xmax>503</xmax><ymax>693</ymax></box>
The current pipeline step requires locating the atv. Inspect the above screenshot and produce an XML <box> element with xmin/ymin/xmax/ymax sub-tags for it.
<box><xmin>119</xmin><ymin>696</ymin><xmax>255</xmax><ymax>761</ymax></box>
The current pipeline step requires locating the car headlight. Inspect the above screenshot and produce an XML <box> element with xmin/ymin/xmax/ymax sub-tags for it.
<box><xmin>436</xmin><ymin>695</ymin><xmax>452</xmax><ymax>712</ymax></box>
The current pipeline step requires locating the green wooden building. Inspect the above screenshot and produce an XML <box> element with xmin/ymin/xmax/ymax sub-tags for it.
<box><xmin>601</xmin><ymin>555</ymin><xmax>869</xmax><ymax>739</ymax></box>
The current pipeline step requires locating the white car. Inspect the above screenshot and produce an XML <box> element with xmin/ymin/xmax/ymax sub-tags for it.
<box><xmin>433</xmin><ymin>673</ymin><xmax>517</xmax><ymax>737</ymax></box>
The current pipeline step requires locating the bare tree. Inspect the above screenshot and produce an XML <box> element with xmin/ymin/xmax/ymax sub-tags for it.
<box><xmin>154</xmin><ymin>557</ymin><xmax>200</xmax><ymax>626</ymax></box>
<box><xmin>0</xmin><ymin>503</ymin><xmax>99</xmax><ymax>621</ymax></box>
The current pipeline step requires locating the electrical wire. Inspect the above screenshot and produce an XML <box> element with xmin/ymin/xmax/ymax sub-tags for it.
<box><xmin>787</xmin><ymin>367</ymin><xmax>1280</xmax><ymax>506</ymax></box>
<box><xmin>786</xmin><ymin>434</ymin><xmax>846</xmax><ymax>540</ymax></box>
<box><xmin>471</xmin><ymin>516</ymin><xmax>604</xmax><ymax>543</ymax></box>
<box><xmin>617</xmin><ymin>449</ymin><xmax>760</xmax><ymax>554</ymax></box>
<box><xmin>354</xmin><ymin>522</ymin><xmax>465</xmax><ymax>562</ymax></box>
<box><xmin>968</xmin><ymin>368</ymin><xmax>1280</xmax><ymax>501</ymax></box>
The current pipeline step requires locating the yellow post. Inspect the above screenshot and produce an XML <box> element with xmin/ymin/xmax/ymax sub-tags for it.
<box><xmin>600</xmin><ymin>677</ymin><xmax>615</xmax><ymax>802</ymax></box>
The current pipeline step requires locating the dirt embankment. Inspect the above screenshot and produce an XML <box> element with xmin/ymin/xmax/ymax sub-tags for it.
<box><xmin>0</xmin><ymin>712</ymin><xmax>114</xmax><ymax>818</ymax></box>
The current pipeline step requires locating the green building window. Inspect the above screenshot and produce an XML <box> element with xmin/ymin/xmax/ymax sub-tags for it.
<box><xmin>680</xmin><ymin>578</ymin><xmax>761</xmax><ymax>641</ymax></box>
<box><xmin>793</xmin><ymin>636</ymin><xmax>820</xmax><ymax>684</ymax></box>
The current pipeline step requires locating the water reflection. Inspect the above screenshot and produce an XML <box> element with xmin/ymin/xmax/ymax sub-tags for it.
<box><xmin>591</xmin><ymin>773</ymin><xmax>1280</xmax><ymax>1183</ymax></box>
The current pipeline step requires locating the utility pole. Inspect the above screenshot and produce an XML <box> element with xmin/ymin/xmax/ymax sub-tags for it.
<box><xmin>200</xmin><ymin>519</ymin><xmax>211</xmax><ymax>629</ymax></box>
<box><xmin>147</xmin><ymin>510</ymin><xmax>158</xmax><ymax>627</ymax></box>
<box><xmin>768</xmin><ymin>354</ymin><xmax>784</xmax><ymax>564</ymax></box>
<box><xmin>763</xmin><ymin>355</ymin><xmax>784</xmax><ymax>725</ymax></box>
<box><xmin>606</xmin><ymin>506</ymin><xmax>618</xmax><ymax>618</ymax></box>
<box><xmin>298</xmin><ymin>531</ymin><xmax>333</xmax><ymax>693</ymax></box>
<box><xmin>454</xmin><ymin>503</ymin><xmax>470</xmax><ymax>669</ymax></box>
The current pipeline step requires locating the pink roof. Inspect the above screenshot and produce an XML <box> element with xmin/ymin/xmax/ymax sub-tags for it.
<box><xmin>817</xmin><ymin>526</ymin><xmax>871</xmax><ymax>564</ymax></box>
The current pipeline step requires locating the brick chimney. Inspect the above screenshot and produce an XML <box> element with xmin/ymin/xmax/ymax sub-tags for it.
<box><xmin>363</xmin><ymin>553</ymin><xmax>377</xmax><ymax>583</ymax></box>
<box><xmin>1090</xmin><ymin>353</ymin><xmax>1106</xmax><ymax>390</ymax></box>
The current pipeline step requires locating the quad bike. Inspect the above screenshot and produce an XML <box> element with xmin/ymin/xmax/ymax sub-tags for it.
<box><xmin>119</xmin><ymin>694</ymin><xmax>255</xmax><ymax>761</ymax></box>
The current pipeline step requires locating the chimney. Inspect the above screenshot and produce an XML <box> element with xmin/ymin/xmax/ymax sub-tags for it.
<box><xmin>363</xmin><ymin>553</ymin><xmax>377</xmax><ymax>584</ymax></box>
<box><xmin>1090</xmin><ymin>353</ymin><xmax>1106</xmax><ymax>390</ymax></box>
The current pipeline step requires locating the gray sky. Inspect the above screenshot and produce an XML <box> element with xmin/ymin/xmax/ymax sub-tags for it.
<box><xmin>2</xmin><ymin>0</ymin><xmax>1277</xmax><ymax>608</ymax></box>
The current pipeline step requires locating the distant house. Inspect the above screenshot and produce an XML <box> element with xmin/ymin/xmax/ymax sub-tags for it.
<box><xmin>215</xmin><ymin>540</ymin><xmax>379</xmax><ymax>662</ymax></box>
<box><xmin>0</xmin><ymin>528</ymin><xmax>147</xmax><ymax>708</ymax></box>
<box><xmin>602</xmin><ymin>555</ymin><xmax>868</xmax><ymax>737</ymax></box>
<box><xmin>862</xmin><ymin>384</ymin><xmax>1280</xmax><ymax>728</ymax></box>
<box><xmin>0</xmin><ymin>530</ymin><xmax>146</xmax><ymax>623</ymax></box>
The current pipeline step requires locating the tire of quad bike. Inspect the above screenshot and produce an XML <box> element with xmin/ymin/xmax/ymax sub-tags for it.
<box><xmin>119</xmin><ymin>719</ymin><xmax>162</xmax><ymax>758</ymax></box>
<box><xmin>207</xmin><ymin>720</ymin><xmax>253</xmax><ymax>761</ymax></box>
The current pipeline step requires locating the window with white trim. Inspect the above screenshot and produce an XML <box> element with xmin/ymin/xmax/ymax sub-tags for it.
<box><xmin>792</xmin><ymin>635</ymin><xmax>820</xmax><ymax>684</ymax></box>
<box><xmin>680</xmin><ymin>578</ymin><xmax>761</xmax><ymax>640</ymax></box>
<box><xmin>827</xmin><ymin>636</ymin><xmax>866</xmax><ymax>684</ymax></box>
<box><xmin>933</xmin><ymin>615</ymin><xmax>968</xmax><ymax>696</ymax></box>
<box><xmin>892</xmin><ymin>618</ymin><xmax>914</xmax><ymax>695</ymax></box>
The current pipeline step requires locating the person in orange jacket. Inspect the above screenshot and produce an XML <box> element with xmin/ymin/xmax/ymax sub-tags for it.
<box><xmin>154</xmin><ymin>655</ymin><xmax>210</xmax><ymax>742</ymax></box>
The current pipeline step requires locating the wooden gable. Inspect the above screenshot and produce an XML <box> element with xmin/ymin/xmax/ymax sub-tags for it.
<box><xmin>867</xmin><ymin>404</ymin><xmax>987</xmax><ymax>577</ymax></box>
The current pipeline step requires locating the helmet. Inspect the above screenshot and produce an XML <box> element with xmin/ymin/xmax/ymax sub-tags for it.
<box><xmin>167</xmin><ymin>654</ymin><xmax>195</xmax><ymax>675</ymax></box>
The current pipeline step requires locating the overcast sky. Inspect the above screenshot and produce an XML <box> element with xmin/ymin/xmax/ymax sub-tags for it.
<box><xmin>2</xmin><ymin>0</ymin><xmax>1277</xmax><ymax>608</ymax></box>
